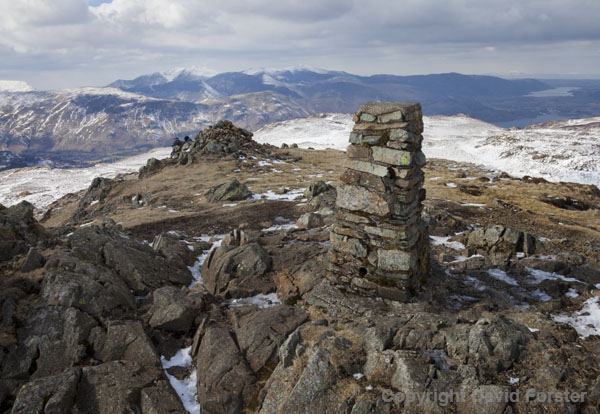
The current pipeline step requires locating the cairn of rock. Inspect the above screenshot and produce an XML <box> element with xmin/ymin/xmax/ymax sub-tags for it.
<box><xmin>170</xmin><ymin>120</ymin><xmax>273</xmax><ymax>165</ymax></box>
<box><xmin>330</xmin><ymin>102</ymin><xmax>429</xmax><ymax>297</ymax></box>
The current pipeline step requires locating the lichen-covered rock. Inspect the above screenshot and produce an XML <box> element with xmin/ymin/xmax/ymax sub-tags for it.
<box><xmin>140</xmin><ymin>380</ymin><xmax>187</xmax><ymax>414</ymax></box>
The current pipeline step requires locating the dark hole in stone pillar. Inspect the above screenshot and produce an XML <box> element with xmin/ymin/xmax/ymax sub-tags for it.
<box><xmin>359</xmin><ymin>267</ymin><xmax>367</xmax><ymax>277</ymax></box>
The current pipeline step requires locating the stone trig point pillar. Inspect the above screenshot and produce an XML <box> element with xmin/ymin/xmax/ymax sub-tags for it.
<box><xmin>330</xmin><ymin>101</ymin><xmax>429</xmax><ymax>298</ymax></box>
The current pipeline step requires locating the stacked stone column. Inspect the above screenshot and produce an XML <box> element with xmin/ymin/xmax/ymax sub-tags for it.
<box><xmin>330</xmin><ymin>102</ymin><xmax>429</xmax><ymax>296</ymax></box>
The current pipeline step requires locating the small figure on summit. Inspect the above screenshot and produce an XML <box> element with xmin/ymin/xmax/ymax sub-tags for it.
<box><xmin>184</xmin><ymin>135</ymin><xmax>191</xmax><ymax>142</ymax></box>
<box><xmin>172</xmin><ymin>136</ymin><xmax>183</xmax><ymax>147</ymax></box>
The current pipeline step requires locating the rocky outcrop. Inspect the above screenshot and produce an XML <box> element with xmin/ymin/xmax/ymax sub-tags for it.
<box><xmin>202</xmin><ymin>242</ymin><xmax>273</xmax><ymax>297</ymax></box>
<box><xmin>69</xmin><ymin>225</ymin><xmax>192</xmax><ymax>293</ymax></box>
<box><xmin>467</xmin><ymin>224</ymin><xmax>536</xmax><ymax>256</ymax></box>
<box><xmin>0</xmin><ymin>201</ymin><xmax>50</xmax><ymax>262</ymax></box>
<box><xmin>70</xmin><ymin>177</ymin><xmax>120</xmax><ymax>223</ymax></box>
<box><xmin>74</xmin><ymin>361</ymin><xmax>183</xmax><ymax>413</ymax></box>
<box><xmin>11</xmin><ymin>367</ymin><xmax>81</xmax><ymax>414</ymax></box>
<box><xmin>138</xmin><ymin>157</ymin><xmax>167</xmax><ymax>179</ymax></box>
<box><xmin>206</xmin><ymin>179</ymin><xmax>253</xmax><ymax>203</ymax></box>
<box><xmin>2</xmin><ymin>219</ymin><xmax>193</xmax><ymax>413</ymax></box>
<box><xmin>152</xmin><ymin>231</ymin><xmax>199</xmax><ymax>266</ymax></box>
<box><xmin>148</xmin><ymin>286</ymin><xmax>204</xmax><ymax>332</ymax></box>
<box><xmin>195</xmin><ymin>323</ymin><xmax>257</xmax><ymax>414</ymax></box>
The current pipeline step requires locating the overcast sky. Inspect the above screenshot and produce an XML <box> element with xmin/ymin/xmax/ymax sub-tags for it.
<box><xmin>1</xmin><ymin>0</ymin><xmax>599</xmax><ymax>89</ymax></box>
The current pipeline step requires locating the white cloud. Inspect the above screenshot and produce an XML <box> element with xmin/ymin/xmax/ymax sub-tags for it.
<box><xmin>0</xmin><ymin>0</ymin><xmax>599</xmax><ymax>88</ymax></box>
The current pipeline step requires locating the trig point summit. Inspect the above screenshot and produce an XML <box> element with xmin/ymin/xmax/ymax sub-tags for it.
<box><xmin>329</xmin><ymin>101</ymin><xmax>429</xmax><ymax>299</ymax></box>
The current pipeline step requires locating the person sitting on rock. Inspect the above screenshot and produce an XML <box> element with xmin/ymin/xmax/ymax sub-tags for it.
<box><xmin>172</xmin><ymin>137</ymin><xmax>183</xmax><ymax>147</ymax></box>
<box><xmin>184</xmin><ymin>135</ymin><xmax>191</xmax><ymax>142</ymax></box>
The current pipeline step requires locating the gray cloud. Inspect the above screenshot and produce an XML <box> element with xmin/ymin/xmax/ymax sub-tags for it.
<box><xmin>0</xmin><ymin>0</ymin><xmax>599</xmax><ymax>88</ymax></box>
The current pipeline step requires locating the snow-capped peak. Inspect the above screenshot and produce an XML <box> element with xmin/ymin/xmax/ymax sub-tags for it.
<box><xmin>243</xmin><ymin>65</ymin><xmax>333</xmax><ymax>76</ymax></box>
<box><xmin>160</xmin><ymin>66</ymin><xmax>218</xmax><ymax>82</ymax></box>
<box><xmin>0</xmin><ymin>80</ymin><xmax>35</xmax><ymax>92</ymax></box>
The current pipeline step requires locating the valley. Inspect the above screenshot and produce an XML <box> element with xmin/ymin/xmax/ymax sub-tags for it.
<box><xmin>1</xmin><ymin>69</ymin><xmax>599</xmax><ymax>170</ymax></box>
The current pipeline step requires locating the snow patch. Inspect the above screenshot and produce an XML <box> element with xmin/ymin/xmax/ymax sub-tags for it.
<box><xmin>0</xmin><ymin>147</ymin><xmax>171</xmax><ymax>209</ymax></box>
<box><xmin>553</xmin><ymin>297</ymin><xmax>600</xmax><ymax>339</ymax></box>
<box><xmin>228</xmin><ymin>293</ymin><xmax>281</xmax><ymax>308</ymax></box>
<box><xmin>160</xmin><ymin>347</ymin><xmax>200</xmax><ymax>414</ymax></box>
<box><xmin>487</xmin><ymin>269</ymin><xmax>519</xmax><ymax>286</ymax></box>
<box><xmin>566</xmin><ymin>288</ymin><xmax>580</xmax><ymax>298</ymax></box>
<box><xmin>527</xmin><ymin>268</ymin><xmax>581</xmax><ymax>284</ymax></box>
<box><xmin>252</xmin><ymin>188</ymin><xmax>305</xmax><ymax>202</ymax></box>
<box><xmin>429</xmin><ymin>236</ymin><xmax>465</xmax><ymax>250</ymax></box>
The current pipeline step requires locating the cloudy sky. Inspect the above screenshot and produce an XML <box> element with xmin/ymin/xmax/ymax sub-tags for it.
<box><xmin>1</xmin><ymin>0</ymin><xmax>599</xmax><ymax>89</ymax></box>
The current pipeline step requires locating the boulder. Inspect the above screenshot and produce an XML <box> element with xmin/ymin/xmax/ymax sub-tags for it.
<box><xmin>69</xmin><ymin>226</ymin><xmax>193</xmax><ymax>294</ymax></box>
<box><xmin>467</xmin><ymin>224</ymin><xmax>536</xmax><ymax>256</ymax></box>
<box><xmin>148</xmin><ymin>286</ymin><xmax>203</xmax><ymax>332</ymax></box>
<box><xmin>2</xmin><ymin>307</ymin><xmax>98</xmax><ymax>380</ymax></box>
<box><xmin>221</xmin><ymin>229</ymin><xmax>260</xmax><ymax>248</ymax></box>
<box><xmin>304</xmin><ymin>181</ymin><xmax>333</xmax><ymax>199</ymax></box>
<box><xmin>202</xmin><ymin>243</ymin><xmax>272</xmax><ymax>297</ymax></box>
<box><xmin>99</xmin><ymin>320</ymin><xmax>160</xmax><ymax>367</ymax></box>
<box><xmin>276</xmin><ymin>349</ymin><xmax>338</xmax><ymax>413</ymax></box>
<box><xmin>42</xmin><ymin>251</ymin><xmax>136</xmax><ymax>318</ymax></box>
<box><xmin>467</xmin><ymin>316</ymin><xmax>528</xmax><ymax>374</ymax></box>
<box><xmin>152</xmin><ymin>232</ymin><xmax>198</xmax><ymax>266</ymax></box>
<box><xmin>20</xmin><ymin>247</ymin><xmax>44</xmax><ymax>272</ymax></box>
<box><xmin>296</xmin><ymin>212</ymin><xmax>324</xmax><ymax>229</ymax></box>
<box><xmin>74</xmin><ymin>361</ymin><xmax>167</xmax><ymax>414</ymax></box>
<box><xmin>229</xmin><ymin>305</ymin><xmax>308</xmax><ymax>372</ymax></box>
<box><xmin>195</xmin><ymin>325</ymin><xmax>257</xmax><ymax>414</ymax></box>
<box><xmin>205</xmin><ymin>179</ymin><xmax>252</xmax><ymax>202</ymax></box>
<box><xmin>140</xmin><ymin>380</ymin><xmax>187</xmax><ymax>414</ymax></box>
<box><xmin>11</xmin><ymin>367</ymin><xmax>80</xmax><ymax>414</ymax></box>
<box><xmin>0</xmin><ymin>201</ymin><xmax>50</xmax><ymax>261</ymax></box>
<box><xmin>71</xmin><ymin>177</ymin><xmax>118</xmax><ymax>222</ymax></box>
<box><xmin>138</xmin><ymin>157</ymin><xmax>164</xmax><ymax>179</ymax></box>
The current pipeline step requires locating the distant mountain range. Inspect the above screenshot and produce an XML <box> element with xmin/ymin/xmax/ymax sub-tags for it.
<box><xmin>1</xmin><ymin>67</ymin><xmax>599</xmax><ymax>170</ymax></box>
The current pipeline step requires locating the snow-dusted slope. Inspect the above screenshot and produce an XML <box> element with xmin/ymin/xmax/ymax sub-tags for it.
<box><xmin>423</xmin><ymin>115</ymin><xmax>600</xmax><ymax>185</ymax></box>
<box><xmin>0</xmin><ymin>147</ymin><xmax>171</xmax><ymax>209</ymax></box>
<box><xmin>253</xmin><ymin>114</ymin><xmax>353</xmax><ymax>149</ymax></box>
<box><xmin>254</xmin><ymin>113</ymin><xmax>600</xmax><ymax>186</ymax></box>
<box><xmin>0</xmin><ymin>80</ymin><xmax>34</xmax><ymax>92</ymax></box>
